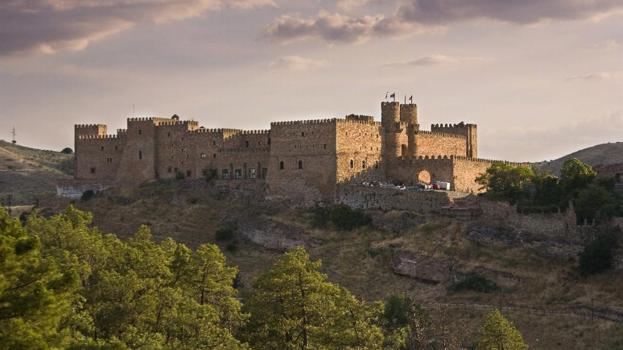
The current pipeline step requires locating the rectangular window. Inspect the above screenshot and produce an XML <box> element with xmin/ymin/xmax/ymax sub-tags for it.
<box><xmin>138</xmin><ymin>129</ymin><xmax>142</xmax><ymax>135</ymax></box>
<box><xmin>168</xmin><ymin>167</ymin><xmax>172</xmax><ymax>173</ymax></box>
<box><xmin>90</xmin><ymin>167</ymin><xmax>96</xmax><ymax>174</ymax></box>
<box><xmin>222</xmin><ymin>169</ymin><xmax>230</xmax><ymax>179</ymax></box>
<box><xmin>186</xmin><ymin>170</ymin><xmax>192</xmax><ymax>177</ymax></box>
<box><xmin>138</xmin><ymin>150</ymin><xmax>143</xmax><ymax>160</ymax></box>
<box><xmin>298</xmin><ymin>160</ymin><xmax>303</xmax><ymax>170</ymax></box>
<box><xmin>249</xmin><ymin>168</ymin><xmax>257</xmax><ymax>179</ymax></box>
<box><xmin>262</xmin><ymin>168</ymin><xmax>268</xmax><ymax>179</ymax></box>
<box><xmin>245</xmin><ymin>141</ymin><xmax>249</xmax><ymax>148</ymax></box>
<box><xmin>234</xmin><ymin>169</ymin><xmax>242</xmax><ymax>179</ymax></box>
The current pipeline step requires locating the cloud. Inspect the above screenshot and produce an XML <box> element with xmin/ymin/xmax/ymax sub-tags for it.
<box><xmin>567</xmin><ymin>71</ymin><xmax>623</xmax><ymax>81</ymax></box>
<box><xmin>0</xmin><ymin>0</ymin><xmax>275</xmax><ymax>56</ymax></box>
<box><xmin>482</xmin><ymin>110</ymin><xmax>623</xmax><ymax>162</ymax></box>
<box><xmin>265</xmin><ymin>10</ymin><xmax>415</xmax><ymax>44</ymax></box>
<box><xmin>266</xmin><ymin>0</ymin><xmax>623</xmax><ymax>44</ymax></box>
<box><xmin>387</xmin><ymin>54</ymin><xmax>488</xmax><ymax>67</ymax></box>
<box><xmin>399</xmin><ymin>0</ymin><xmax>623</xmax><ymax>25</ymax></box>
<box><xmin>269</xmin><ymin>55</ymin><xmax>328</xmax><ymax>71</ymax></box>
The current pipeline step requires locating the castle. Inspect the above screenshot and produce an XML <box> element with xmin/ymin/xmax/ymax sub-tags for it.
<box><xmin>73</xmin><ymin>100</ymin><xmax>511</xmax><ymax>203</ymax></box>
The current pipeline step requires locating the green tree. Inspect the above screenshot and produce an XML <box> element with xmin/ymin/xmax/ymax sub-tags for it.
<box><xmin>0</xmin><ymin>208</ymin><xmax>80</xmax><ymax>349</ymax></box>
<box><xmin>243</xmin><ymin>246</ymin><xmax>383</xmax><ymax>349</ymax></box>
<box><xmin>476</xmin><ymin>309</ymin><xmax>528</xmax><ymax>350</ymax></box>
<box><xmin>560</xmin><ymin>158</ymin><xmax>596</xmax><ymax>193</ymax></box>
<box><xmin>574</xmin><ymin>185</ymin><xmax>620</xmax><ymax>224</ymax></box>
<box><xmin>476</xmin><ymin>164</ymin><xmax>535</xmax><ymax>204</ymax></box>
<box><xmin>61</xmin><ymin>147</ymin><xmax>74</xmax><ymax>154</ymax></box>
<box><xmin>26</xmin><ymin>207</ymin><xmax>247</xmax><ymax>349</ymax></box>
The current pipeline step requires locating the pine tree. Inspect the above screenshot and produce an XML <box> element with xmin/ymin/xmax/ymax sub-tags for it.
<box><xmin>0</xmin><ymin>208</ymin><xmax>80</xmax><ymax>349</ymax></box>
<box><xmin>477</xmin><ymin>309</ymin><xmax>528</xmax><ymax>350</ymax></box>
<box><xmin>243</xmin><ymin>246</ymin><xmax>383</xmax><ymax>349</ymax></box>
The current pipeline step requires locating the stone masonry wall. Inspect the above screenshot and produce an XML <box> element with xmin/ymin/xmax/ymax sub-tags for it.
<box><xmin>411</xmin><ymin>131</ymin><xmax>467</xmax><ymax>158</ymax></box>
<box><xmin>337</xmin><ymin>184</ymin><xmax>468</xmax><ymax>212</ymax></box>
<box><xmin>336</xmin><ymin>120</ymin><xmax>384</xmax><ymax>183</ymax></box>
<box><xmin>266</xmin><ymin>120</ymin><xmax>338</xmax><ymax>204</ymax></box>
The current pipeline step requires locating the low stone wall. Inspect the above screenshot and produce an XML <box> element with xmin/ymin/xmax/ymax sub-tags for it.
<box><xmin>336</xmin><ymin>185</ymin><xmax>468</xmax><ymax>212</ymax></box>
<box><xmin>478</xmin><ymin>199</ymin><xmax>577</xmax><ymax>236</ymax></box>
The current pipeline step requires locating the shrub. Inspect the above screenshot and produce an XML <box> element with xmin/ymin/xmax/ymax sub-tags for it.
<box><xmin>311</xmin><ymin>204</ymin><xmax>372</xmax><ymax>231</ymax></box>
<box><xmin>578</xmin><ymin>230</ymin><xmax>620</xmax><ymax>276</ymax></box>
<box><xmin>215</xmin><ymin>223</ymin><xmax>237</xmax><ymax>241</ymax></box>
<box><xmin>81</xmin><ymin>190</ymin><xmax>95</xmax><ymax>202</ymax></box>
<box><xmin>383</xmin><ymin>294</ymin><xmax>410</xmax><ymax>329</ymax></box>
<box><xmin>60</xmin><ymin>147</ymin><xmax>73</xmax><ymax>154</ymax></box>
<box><xmin>449</xmin><ymin>274</ymin><xmax>499</xmax><ymax>293</ymax></box>
<box><xmin>175</xmin><ymin>171</ymin><xmax>185</xmax><ymax>180</ymax></box>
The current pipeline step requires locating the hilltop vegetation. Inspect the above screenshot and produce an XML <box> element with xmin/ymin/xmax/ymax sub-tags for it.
<box><xmin>1</xmin><ymin>206</ymin><xmax>532</xmax><ymax>349</ymax></box>
<box><xmin>0</xmin><ymin>140</ymin><xmax>73</xmax><ymax>205</ymax></box>
<box><xmin>35</xmin><ymin>179</ymin><xmax>621</xmax><ymax>349</ymax></box>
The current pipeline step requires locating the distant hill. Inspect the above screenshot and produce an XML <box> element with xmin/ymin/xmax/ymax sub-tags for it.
<box><xmin>537</xmin><ymin>142</ymin><xmax>623</xmax><ymax>175</ymax></box>
<box><xmin>0</xmin><ymin>140</ymin><xmax>73</xmax><ymax>205</ymax></box>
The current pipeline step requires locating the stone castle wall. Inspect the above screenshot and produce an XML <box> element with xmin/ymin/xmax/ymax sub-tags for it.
<box><xmin>72</xmin><ymin>100</ymin><xmax>502</xmax><ymax>205</ymax></box>
<box><xmin>267</xmin><ymin>119</ymin><xmax>338</xmax><ymax>204</ymax></box>
<box><xmin>338</xmin><ymin>184</ymin><xmax>469</xmax><ymax>212</ymax></box>
<box><xmin>411</xmin><ymin>131</ymin><xmax>467</xmax><ymax>158</ymax></box>
<box><xmin>336</xmin><ymin>119</ymin><xmax>384</xmax><ymax>183</ymax></box>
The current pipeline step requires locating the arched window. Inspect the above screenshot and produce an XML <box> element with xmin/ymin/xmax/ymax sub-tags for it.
<box><xmin>298</xmin><ymin>160</ymin><xmax>303</xmax><ymax>170</ymax></box>
<box><xmin>279</xmin><ymin>161</ymin><xmax>284</xmax><ymax>170</ymax></box>
<box><xmin>362</xmin><ymin>160</ymin><xmax>366</xmax><ymax>169</ymax></box>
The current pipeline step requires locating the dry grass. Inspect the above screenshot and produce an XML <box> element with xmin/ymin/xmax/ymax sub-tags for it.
<box><xmin>36</xmin><ymin>180</ymin><xmax>623</xmax><ymax>349</ymax></box>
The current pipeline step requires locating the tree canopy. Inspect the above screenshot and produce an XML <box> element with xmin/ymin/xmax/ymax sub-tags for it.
<box><xmin>477</xmin><ymin>309</ymin><xmax>528</xmax><ymax>350</ymax></box>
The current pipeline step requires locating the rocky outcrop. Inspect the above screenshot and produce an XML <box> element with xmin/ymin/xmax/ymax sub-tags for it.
<box><xmin>238</xmin><ymin>217</ymin><xmax>306</xmax><ymax>252</ymax></box>
<box><xmin>391</xmin><ymin>250</ymin><xmax>452</xmax><ymax>284</ymax></box>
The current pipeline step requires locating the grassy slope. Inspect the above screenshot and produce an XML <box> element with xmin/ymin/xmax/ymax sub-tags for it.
<box><xmin>0</xmin><ymin>140</ymin><xmax>72</xmax><ymax>204</ymax></box>
<box><xmin>49</xmin><ymin>180</ymin><xmax>623</xmax><ymax>350</ymax></box>
<box><xmin>538</xmin><ymin>142</ymin><xmax>623</xmax><ymax>175</ymax></box>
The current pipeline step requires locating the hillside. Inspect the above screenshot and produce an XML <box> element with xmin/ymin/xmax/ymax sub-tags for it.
<box><xmin>0</xmin><ymin>140</ymin><xmax>73</xmax><ymax>205</ymax></box>
<box><xmin>35</xmin><ymin>180</ymin><xmax>623</xmax><ymax>350</ymax></box>
<box><xmin>538</xmin><ymin>142</ymin><xmax>623</xmax><ymax>175</ymax></box>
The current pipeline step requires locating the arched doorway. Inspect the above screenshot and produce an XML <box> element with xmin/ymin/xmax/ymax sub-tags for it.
<box><xmin>417</xmin><ymin>170</ymin><xmax>431</xmax><ymax>184</ymax></box>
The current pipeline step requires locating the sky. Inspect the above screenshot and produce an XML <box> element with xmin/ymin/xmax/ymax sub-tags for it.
<box><xmin>0</xmin><ymin>0</ymin><xmax>622</xmax><ymax>162</ymax></box>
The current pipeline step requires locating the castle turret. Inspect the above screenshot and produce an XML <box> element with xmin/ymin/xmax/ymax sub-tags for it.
<box><xmin>400</xmin><ymin>103</ymin><xmax>418</xmax><ymax>127</ymax></box>
<box><xmin>381</xmin><ymin>101</ymin><xmax>404</xmax><ymax>162</ymax></box>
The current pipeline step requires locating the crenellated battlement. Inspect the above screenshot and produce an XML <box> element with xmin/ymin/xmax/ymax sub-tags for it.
<box><xmin>271</xmin><ymin>118</ymin><xmax>337</xmax><ymax>126</ymax></box>
<box><xmin>154</xmin><ymin>120</ymin><xmax>198</xmax><ymax>127</ymax></box>
<box><xmin>127</xmin><ymin>117</ymin><xmax>155</xmax><ymax>122</ymax></box>
<box><xmin>191</xmin><ymin>128</ymin><xmax>240</xmax><ymax>134</ymax></box>
<box><xmin>75</xmin><ymin>123</ymin><xmax>106</xmax><ymax>129</ymax></box>
<box><xmin>431</xmin><ymin>122</ymin><xmax>476</xmax><ymax>129</ymax></box>
<box><xmin>77</xmin><ymin>134</ymin><xmax>121</xmax><ymax>140</ymax></box>
<box><xmin>240</xmin><ymin>129</ymin><xmax>270</xmax><ymax>135</ymax></box>
<box><xmin>414</xmin><ymin>130</ymin><xmax>467</xmax><ymax>139</ymax></box>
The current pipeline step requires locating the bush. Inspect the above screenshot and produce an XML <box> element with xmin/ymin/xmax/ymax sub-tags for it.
<box><xmin>383</xmin><ymin>295</ymin><xmax>410</xmax><ymax>329</ymax></box>
<box><xmin>449</xmin><ymin>274</ymin><xmax>499</xmax><ymax>293</ymax></box>
<box><xmin>578</xmin><ymin>230</ymin><xmax>620</xmax><ymax>276</ymax></box>
<box><xmin>81</xmin><ymin>190</ymin><xmax>95</xmax><ymax>202</ymax></box>
<box><xmin>61</xmin><ymin>147</ymin><xmax>73</xmax><ymax>154</ymax></box>
<box><xmin>215</xmin><ymin>223</ymin><xmax>236</xmax><ymax>241</ymax></box>
<box><xmin>175</xmin><ymin>171</ymin><xmax>185</xmax><ymax>180</ymax></box>
<box><xmin>311</xmin><ymin>204</ymin><xmax>372</xmax><ymax>231</ymax></box>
